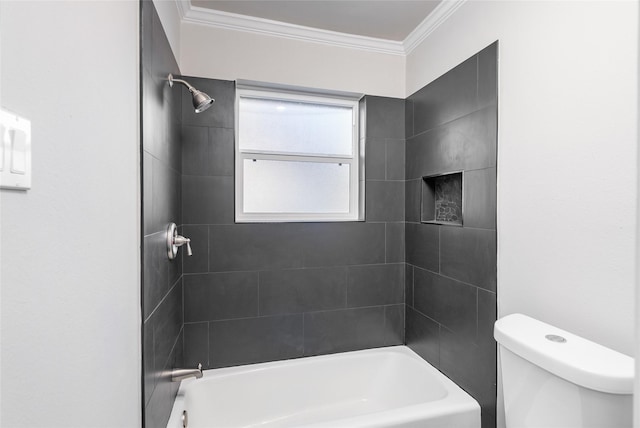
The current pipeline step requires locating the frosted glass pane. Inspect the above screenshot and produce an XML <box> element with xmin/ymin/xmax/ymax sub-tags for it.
<box><xmin>243</xmin><ymin>159</ymin><xmax>350</xmax><ymax>213</ymax></box>
<box><xmin>239</xmin><ymin>97</ymin><xmax>353</xmax><ymax>156</ymax></box>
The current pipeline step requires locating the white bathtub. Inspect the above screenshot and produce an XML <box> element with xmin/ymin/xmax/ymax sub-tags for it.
<box><xmin>167</xmin><ymin>346</ymin><xmax>480</xmax><ymax>428</ymax></box>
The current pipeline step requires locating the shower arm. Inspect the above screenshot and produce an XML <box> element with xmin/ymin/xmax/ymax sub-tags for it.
<box><xmin>167</xmin><ymin>74</ymin><xmax>197</xmax><ymax>93</ymax></box>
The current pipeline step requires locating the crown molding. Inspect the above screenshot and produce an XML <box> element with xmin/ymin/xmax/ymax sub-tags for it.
<box><xmin>176</xmin><ymin>0</ymin><xmax>466</xmax><ymax>57</ymax></box>
<box><xmin>403</xmin><ymin>0</ymin><xmax>467</xmax><ymax>55</ymax></box>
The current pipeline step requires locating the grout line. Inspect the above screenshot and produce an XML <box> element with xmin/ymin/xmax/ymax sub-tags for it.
<box><xmin>404</xmin><ymin>220</ymin><xmax>495</xmax><ymax>232</ymax></box>
<box><xmin>475</xmin><ymin>287</ymin><xmax>479</xmax><ymax>343</ymax></box>
<box><xmin>406</xmin><ymin>103</ymin><xmax>496</xmax><ymax>140</ymax></box>
<box><xmin>189</xmin><ymin>304</ymin><xmax>392</xmax><ymax>325</ymax></box>
<box><xmin>438</xmin><ymin>227</ymin><xmax>441</xmax><ymax>274</ymax></box>
<box><xmin>476</xmin><ymin>54</ymin><xmax>480</xmax><ymax>103</ymax></box>
<box><xmin>345</xmin><ymin>268</ymin><xmax>349</xmax><ymax>308</ymax></box>
<box><xmin>384</xmin><ymin>139</ymin><xmax>388</xmax><ymax>180</ymax></box>
<box><xmin>409</xmin><ymin>263</ymin><xmax>492</xmax><ymax>292</ymax></box>
<box><xmin>143</xmin><ymin>275</ymin><xmax>182</xmax><ymax>325</ymax></box>
<box><xmin>302</xmin><ymin>314</ymin><xmax>305</xmax><ymax>356</ymax></box>
<box><xmin>411</xmin><ymin>265</ymin><xmax>415</xmax><ymax>308</ymax></box>
<box><xmin>384</xmin><ymin>222</ymin><xmax>387</xmax><ymax>263</ymax></box>
<box><xmin>181</xmin><ymin>262</ymin><xmax>405</xmax><ymax>278</ymax></box>
<box><xmin>143</xmin><ymin>149</ymin><xmax>182</xmax><ymax>176</ymax></box>
<box><xmin>383</xmin><ymin>305</ymin><xmax>388</xmax><ymax>344</ymax></box>
<box><xmin>206</xmin><ymin>321</ymin><xmax>211</xmax><ymax>368</ymax></box>
<box><xmin>257</xmin><ymin>271</ymin><xmax>261</xmax><ymax>317</ymax></box>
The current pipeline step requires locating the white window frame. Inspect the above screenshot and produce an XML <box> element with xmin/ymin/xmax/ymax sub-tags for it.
<box><xmin>235</xmin><ymin>85</ymin><xmax>362</xmax><ymax>223</ymax></box>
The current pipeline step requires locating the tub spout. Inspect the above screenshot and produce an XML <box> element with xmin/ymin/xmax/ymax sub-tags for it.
<box><xmin>171</xmin><ymin>363</ymin><xmax>203</xmax><ymax>382</ymax></box>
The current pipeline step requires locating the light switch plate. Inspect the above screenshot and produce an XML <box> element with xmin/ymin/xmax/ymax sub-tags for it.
<box><xmin>0</xmin><ymin>108</ymin><xmax>31</xmax><ymax>190</ymax></box>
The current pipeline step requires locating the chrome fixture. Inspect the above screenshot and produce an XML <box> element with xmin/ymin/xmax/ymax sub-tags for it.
<box><xmin>167</xmin><ymin>73</ymin><xmax>214</xmax><ymax>113</ymax></box>
<box><xmin>171</xmin><ymin>363</ymin><xmax>203</xmax><ymax>382</ymax></box>
<box><xmin>167</xmin><ymin>222</ymin><xmax>192</xmax><ymax>260</ymax></box>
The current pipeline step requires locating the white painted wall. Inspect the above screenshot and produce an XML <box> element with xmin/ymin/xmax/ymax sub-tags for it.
<box><xmin>153</xmin><ymin>0</ymin><xmax>182</xmax><ymax>65</ymax></box>
<box><xmin>179</xmin><ymin>22</ymin><xmax>406</xmax><ymax>98</ymax></box>
<box><xmin>408</xmin><ymin>0</ymin><xmax>637</xmax><ymax>356</ymax></box>
<box><xmin>0</xmin><ymin>2</ymin><xmax>141</xmax><ymax>427</ymax></box>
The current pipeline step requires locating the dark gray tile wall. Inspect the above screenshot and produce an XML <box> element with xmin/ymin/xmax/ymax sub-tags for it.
<box><xmin>181</xmin><ymin>94</ymin><xmax>406</xmax><ymax>369</ymax></box>
<box><xmin>141</xmin><ymin>1</ymin><xmax>184</xmax><ymax>427</ymax></box>
<box><xmin>405</xmin><ymin>42</ymin><xmax>498</xmax><ymax>428</ymax></box>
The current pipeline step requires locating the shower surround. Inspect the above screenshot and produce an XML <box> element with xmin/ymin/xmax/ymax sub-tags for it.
<box><xmin>179</xmin><ymin>45</ymin><xmax>497</xmax><ymax>427</ymax></box>
<box><xmin>140</xmin><ymin>4</ymin><xmax>497</xmax><ymax>424</ymax></box>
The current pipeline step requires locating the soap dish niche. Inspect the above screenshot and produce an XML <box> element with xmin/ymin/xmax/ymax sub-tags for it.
<box><xmin>421</xmin><ymin>171</ymin><xmax>463</xmax><ymax>226</ymax></box>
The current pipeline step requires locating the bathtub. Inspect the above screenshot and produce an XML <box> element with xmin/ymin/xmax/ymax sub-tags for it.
<box><xmin>167</xmin><ymin>346</ymin><xmax>480</xmax><ymax>428</ymax></box>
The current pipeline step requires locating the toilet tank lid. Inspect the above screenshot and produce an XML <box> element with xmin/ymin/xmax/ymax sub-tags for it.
<box><xmin>494</xmin><ymin>313</ymin><xmax>634</xmax><ymax>394</ymax></box>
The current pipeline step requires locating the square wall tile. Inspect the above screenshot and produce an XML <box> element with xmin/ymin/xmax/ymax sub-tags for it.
<box><xmin>143</xmin><ymin>320</ymin><xmax>155</xmax><ymax>406</ymax></box>
<box><xmin>208</xmin><ymin>127</ymin><xmax>235</xmax><ymax>176</ymax></box>
<box><xmin>259</xmin><ymin>267</ymin><xmax>347</xmax><ymax>316</ymax></box>
<box><xmin>181</xmin><ymin>225</ymin><xmax>208</xmax><ymax>273</ymax></box>
<box><xmin>143</xmin><ymin>151</ymin><xmax>154</xmax><ymax>236</ymax></box>
<box><xmin>209</xmin><ymin>314</ymin><xmax>304</xmax><ymax>367</ymax></box>
<box><xmin>384</xmin><ymin>304</ymin><xmax>405</xmax><ymax>345</ymax></box>
<box><xmin>440</xmin><ymin>227</ymin><xmax>496</xmax><ymax>291</ymax></box>
<box><xmin>477</xmin><ymin>289</ymin><xmax>497</xmax><ymax>345</ymax></box>
<box><xmin>181</xmin><ymin>126</ymin><xmax>209</xmax><ymax>176</ymax></box>
<box><xmin>386</xmin><ymin>139</ymin><xmax>405</xmax><ymax>180</ymax></box>
<box><xmin>152</xmin><ymin>281</ymin><xmax>183</xmax><ymax>376</ymax></box>
<box><xmin>405</xmin><ymin>223</ymin><xmax>439</xmax><ymax>272</ymax></box>
<box><xmin>405</xmin><ymin>99</ymin><xmax>414</xmax><ymax>138</ymax></box>
<box><xmin>182</xmin><ymin>175</ymin><xmax>234</xmax><ymax>225</ymax></box>
<box><xmin>405</xmin><ymin>179</ymin><xmax>421</xmax><ymax>222</ymax></box>
<box><xmin>478</xmin><ymin>42</ymin><xmax>498</xmax><ymax>109</ymax></box>
<box><xmin>184</xmin><ymin>322</ymin><xmax>209</xmax><ymax>368</ymax></box>
<box><xmin>405</xmin><ymin>264</ymin><xmax>414</xmax><ymax>307</ymax></box>
<box><xmin>143</xmin><ymin>232</ymin><xmax>169</xmax><ymax>320</ymax></box>
<box><xmin>463</xmin><ymin>167</ymin><xmax>496</xmax><ymax>230</ymax></box>
<box><xmin>410</xmin><ymin>54</ymin><xmax>478</xmax><ymax>134</ymax></box>
<box><xmin>405</xmin><ymin>306</ymin><xmax>440</xmax><ymax>367</ymax></box>
<box><xmin>439</xmin><ymin>326</ymin><xmax>496</xmax><ymax>427</ymax></box>
<box><xmin>347</xmin><ymin>264</ymin><xmax>404</xmax><ymax>307</ymax></box>
<box><xmin>413</xmin><ymin>268</ymin><xmax>477</xmax><ymax>341</ymax></box>
<box><xmin>152</xmin><ymin>156</ymin><xmax>181</xmax><ymax>230</ymax></box>
<box><xmin>184</xmin><ymin>272</ymin><xmax>259</xmax><ymax>322</ymax></box>
<box><xmin>365</xmin><ymin>137</ymin><xmax>386</xmax><ymax>180</ymax></box>
<box><xmin>405</xmin><ymin>107</ymin><xmax>497</xmax><ymax>179</ymax></box>
<box><xmin>304</xmin><ymin>307</ymin><xmax>386</xmax><ymax>356</ymax></box>
<box><xmin>385</xmin><ymin>223</ymin><xmax>405</xmax><ymax>263</ymax></box>
<box><xmin>366</xmin><ymin>180</ymin><xmax>404</xmax><ymax>222</ymax></box>
<box><xmin>365</xmin><ymin>96</ymin><xmax>405</xmax><ymax>139</ymax></box>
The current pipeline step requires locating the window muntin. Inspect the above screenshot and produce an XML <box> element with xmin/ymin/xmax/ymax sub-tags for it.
<box><xmin>235</xmin><ymin>87</ymin><xmax>361</xmax><ymax>222</ymax></box>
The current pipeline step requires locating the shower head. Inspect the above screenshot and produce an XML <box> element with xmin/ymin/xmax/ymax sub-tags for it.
<box><xmin>167</xmin><ymin>74</ymin><xmax>214</xmax><ymax>113</ymax></box>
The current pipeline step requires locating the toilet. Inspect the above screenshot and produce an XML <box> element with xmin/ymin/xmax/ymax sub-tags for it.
<box><xmin>494</xmin><ymin>314</ymin><xmax>634</xmax><ymax>427</ymax></box>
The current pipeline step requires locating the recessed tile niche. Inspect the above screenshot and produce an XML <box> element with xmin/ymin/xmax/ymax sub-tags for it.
<box><xmin>421</xmin><ymin>172</ymin><xmax>463</xmax><ymax>226</ymax></box>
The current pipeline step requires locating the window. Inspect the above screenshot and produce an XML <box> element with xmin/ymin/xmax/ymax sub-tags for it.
<box><xmin>235</xmin><ymin>84</ymin><xmax>362</xmax><ymax>222</ymax></box>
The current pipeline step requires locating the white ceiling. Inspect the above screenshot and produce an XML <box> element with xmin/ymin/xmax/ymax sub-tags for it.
<box><xmin>190</xmin><ymin>0</ymin><xmax>442</xmax><ymax>41</ymax></box>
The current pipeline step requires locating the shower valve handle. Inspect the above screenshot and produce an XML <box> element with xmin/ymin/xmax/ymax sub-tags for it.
<box><xmin>174</xmin><ymin>235</ymin><xmax>192</xmax><ymax>256</ymax></box>
<box><xmin>166</xmin><ymin>222</ymin><xmax>193</xmax><ymax>260</ymax></box>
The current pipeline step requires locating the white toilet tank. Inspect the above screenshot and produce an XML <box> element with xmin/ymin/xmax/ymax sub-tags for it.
<box><xmin>494</xmin><ymin>314</ymin><xmax>633</xmax><ymax>428</ymax></box>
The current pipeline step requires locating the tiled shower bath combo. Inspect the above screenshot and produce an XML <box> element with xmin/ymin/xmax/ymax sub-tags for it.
<box><xmin>141</xmin><ymin>2</ymin><xmax>497</xmax><ymax>426</ymax></box>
